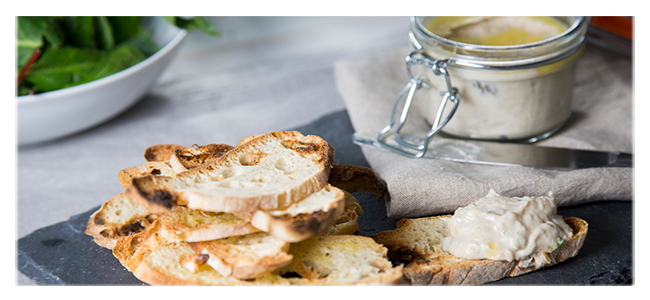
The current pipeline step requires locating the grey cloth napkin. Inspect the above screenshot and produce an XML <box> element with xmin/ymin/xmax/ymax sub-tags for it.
<box><xmin>334</xmin><ymin>45</ymin><xmax>633</xmax><ymax>219</ymax></box>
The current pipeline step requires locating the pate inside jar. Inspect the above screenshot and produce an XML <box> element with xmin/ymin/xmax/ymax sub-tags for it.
<box><xmin>411</xmin><ymin>16</ymin><xmax>588</xmax><ymax>142</ymax></box>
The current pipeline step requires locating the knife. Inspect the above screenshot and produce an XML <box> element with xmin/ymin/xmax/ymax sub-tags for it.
<box><xmin>352</xmin><ymin>132</ymin><xmax>632</xmax><ymax>169</ymax></box>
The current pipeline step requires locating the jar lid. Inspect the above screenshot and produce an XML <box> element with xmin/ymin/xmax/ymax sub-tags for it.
<box><xmin>410</xmin><ymin>16</ymin><xmax>589</xmax><ymax>70</ymax></box>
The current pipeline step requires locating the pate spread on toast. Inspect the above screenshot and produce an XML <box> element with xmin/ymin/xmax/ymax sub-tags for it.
<box><xmin>372</xmin><ymin>213</ymin><xmax>588</xmax><ymax>285</ymax></box>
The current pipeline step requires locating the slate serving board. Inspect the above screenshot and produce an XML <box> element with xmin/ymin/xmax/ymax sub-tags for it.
<box><xmin>17</xmin><ymin>110</ymin><xmax>632</xmax><ymax>285</ymax></box>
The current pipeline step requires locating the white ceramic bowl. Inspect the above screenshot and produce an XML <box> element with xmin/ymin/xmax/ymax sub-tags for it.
<box><xmin>17</xmin><ymin>17</ymin><xmax>187</xmax><ymax>146</ymax></box>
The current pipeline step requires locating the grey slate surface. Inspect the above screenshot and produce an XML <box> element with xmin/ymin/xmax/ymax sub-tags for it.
<box><xmin>16</xmin><ymin>110</ymin><xmax>632</xmax><ymax>285</ymax></box>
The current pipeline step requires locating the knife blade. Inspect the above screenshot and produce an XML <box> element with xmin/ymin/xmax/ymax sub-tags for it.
<box><xmin>352</xmin><ymin>132</ymin><xmax>632</xmax><ymax>169</ymax></box>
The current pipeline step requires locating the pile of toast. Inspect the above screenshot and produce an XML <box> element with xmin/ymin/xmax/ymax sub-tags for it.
<box><xmin>86</xmin><ymin>131</ymin><xmax>589</xmax><ymax>285</ymax></box>
<box><xmin>86</xmin><ymin>131</ymin><xmax>403</xmax><ymax>285</ymax></box>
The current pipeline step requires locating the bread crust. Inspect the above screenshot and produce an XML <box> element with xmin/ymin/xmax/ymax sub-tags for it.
<box><xmin>169</xmin><ymin>144</ymin><xmax>234</xmax><ymax>173</ymax></box>
<box><xmin>113</xmin><ymin>220</ymin><xmax>165</xmax><ymax>271</ymax></box>
<box><xmin>236</xmin><ymin>134</ymin><xmax>262</xmax><ymax>147</ymax></box>
<box><xmin>251</xmin><ymin>185</ymin><xmax>345</xmax><ymax>242</ymax></box>
<box><xmin>143</xmin><ymin>144</ymin><xmax>186</xmax><ymax>162</ymax></box>
<box><xmin>85</xmin><ymin>193</ymin><xmax>157</xmax><ymax>249</ymax></box>
<box><xmin>126</xmin><ymin>131</ymin><xmax>335</xmax><ymax>218</ymax></box>
<box><xmin>118</xmin><ymin>162</ymin><xmax>176</xmax><ymax>188</ymax></box>
<box><xmin>328</xmin><ymin>164</ymin><xmax>389</xmax><ymax>200</ymax></box>
<box><xmin>157</xmin><ymin>206</ymin><xmax>259</xmax><ymax>242</ymax></box>
<box><xmin>126</xmin><ymin>175</ymin><xmax>185</xmax><ymax>214</ymax></box>
<box><xmin>326</xmin><ymin>191</ymin><xmax>363</xmax><ymax>236</ymax></box>
<box><xmin>372</xmin><ymin>215</ymin><xmax>588</xmax><ymax>285</ymax></box>
<box><xmin>188</xmin><ymin>232</ymin><xmax>293</xmax><ymax>280</ymax></box>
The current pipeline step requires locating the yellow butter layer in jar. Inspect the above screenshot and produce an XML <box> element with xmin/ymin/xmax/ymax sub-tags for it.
<box><xmin>425</xmin><ymin>16</ymin><xmax>568</xmax><ymax>46</ymax></box>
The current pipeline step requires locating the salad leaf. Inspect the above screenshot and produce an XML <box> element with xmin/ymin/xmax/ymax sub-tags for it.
<box><xmin>16</xmin><ymin>17</ymin><xmax>64</xmax><ymax>68</ymax></box>
<box><xmin>73</xmin><ymin>44</ymin><xmax>146</xmax><ymax>86</ymax></box>
<box><xmin>120</xmin><ymin>31</ymin><xmax>159</xmax><ymax>57</ymax></box>
<box><xmin>24</xmin><ymin>46</ymin><xmax>102</xmax><ymax>91</ymax></box>
<box><xmin>107</xmin><ymin>17</ymin><xmax>142</xmax><ymax>44</ymax></box>
<box><xmin>164</xmin><ymin>16</ymin><xmax>220</xmax><ymax>37</ymax></box>
<box><xmin>25</xmin><ymin>44</ymin><xmax>146</xmax><ymax>92</ymax></box>
<box><xmin>95</xmin><ymin>16</ymin><xmax>115</xmax><ymax>50</ymax></box>
<box><xmin>61</xmin><ymin>16</ymin><xmax>96</xmax><ymax>48</ymax></box>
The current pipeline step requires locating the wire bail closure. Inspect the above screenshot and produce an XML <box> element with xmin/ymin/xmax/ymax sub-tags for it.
<box><xmin>377</xmin><ymin>50</ymin><xmax>460</xmax><ymax>158</ymax></box>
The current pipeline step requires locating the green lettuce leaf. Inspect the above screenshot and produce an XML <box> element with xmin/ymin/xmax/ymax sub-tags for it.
<box><xmin>95</xmin><ymin>16</ymin><xmax>115</xmax><ymax>50</ymax></box>
<box><xmin>25</xmin><ymin>44</ymin><xmax>146</xmax><ymax>92</ymax></box>
<box><xmin>16</xmin><ymin>16</ymin><xmax>64</xmax><ymax>68</ymax></box>
<box><xmin>164</xmin><ymin>16</ymin><xmax>220</xmax><ymax>37</ymax></box>
<box><xmin>61</xmin><ymin>16</ymin><xmax>96</xmax><ymax>48</ymax></box>
<box><xmin>107</xmin><ymin>17</ymin><xmax>142</xmax><ymax>44</ymax></box>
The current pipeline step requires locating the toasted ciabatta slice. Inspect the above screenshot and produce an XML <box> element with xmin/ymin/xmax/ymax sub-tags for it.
<box><xmin>277</xmin><ymin>235</ymin><xmax>403</xmax><ymax>285</ymax></box>
<box><xmin>169</xmin><ymin>144</ymin><xmax>234</xmax><ymax>173</ymax></box>
<box><xmin>326</xmin><ymin>190</ymin><xmax>364</xmax><ymax>236</ymax></box>
<box><xmin>250</xmin><ymin>184</ymin><xmax>345</xmax><ymax>242</ymax></box>
<box><xmin>143</xmin><ymin>144</ymin><xmax>187</xmax><ymax>162</ymax></box>
<box><xmin>186</xmin><ymin>232</ymin><xmax>292</xmax><ymax>280</ymax></box>
<box><xmin>236</xmin><ymin>134</ymin><xmax>262</xmax><ymax>147</ymax></box>
<box><xmin>328</xmin><ymin>164</ymin><xmax>388</xmax><ymax>200</ymax></box>
<box><xmin>156</xmin><ymin>206</ymin><xmax>258</xmax><ymax>242</ymax></box>
<box><xmin>143</xmin><ymin>138</ymin><xmax>387</xmax><ymax>199</ymax></box>
<box><xmin>114</xmin><ymin>223</ymin><xmax>402</xmax><ymax>285</ymax></box>
<box><xmin>126</xmin><ymin>131</ymin><xmax>334</xmax><ymax>218</ymax></box>
<box><xmin>118</xmin><ymin>161</ymin><xmax>177</xmax><ymax>188</ymax></box>
<box><xmin>371</xmin><ymin>215</ymin><xmax>588</xmax><ymax>285</ymax></box>
<box><xmin>86</xmin><ymin>193</ymin><xmax>157</xmax><ymax>249</ymax></box>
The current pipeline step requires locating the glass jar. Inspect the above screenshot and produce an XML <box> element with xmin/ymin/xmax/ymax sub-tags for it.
<box><xmin>408</xmin><ymin>16</ymin><xmax>589</xmax><ymax>142</ymax></box>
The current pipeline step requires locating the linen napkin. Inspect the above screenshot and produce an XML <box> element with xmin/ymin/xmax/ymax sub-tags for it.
<box><xmin>334</xmin><ymin>45</ymin><xmax>633</xmax><ymax>219</ymax></box>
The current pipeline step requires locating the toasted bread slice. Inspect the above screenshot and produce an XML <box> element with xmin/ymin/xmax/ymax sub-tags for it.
<box><xmin>143</xmin><ymin>144</ymin><xmax>186</xmax><ymax>162</ymax></box>
<box><xmin>113</xmin><ymin>219</ymin><xmax>166</xmax><ymax>272</ymax></box>
<box><xmin>236</xmin><ymin>134</ymin><xmax>262</xmax><ymax>147</ymax></box>
<box><xmin>326</xmin><ymin>190</ymin><xmax>364</xmax><ymax>236</ymax></box>
<box><xmin>250</xmin><ymin>184</ymin><xmax>345</xmax><ymax>242</ymax></box>
<box><xmin>372</xmin><ymin>215</ymin><xmax>588</xmax><ymax>285</ymax></box>
<box><xmin>328</xmin><ymin>164</ymin><xmax>388</xmax><ymax>200</ymax></box>
<box><xmin>169</xmin><ymin>144</ymin><xmax>234</xmax><ymax>173</ymax></box>
<box><xmin>114</xmin><ymin>224</ymin><xmax>402</xmax><ymax>285</ymax></box>
<box><xmin>144</xmin><ymin>141</ymin><xmax>386</xmax><ymax>199</ymax></box>
<box><xmin>86</xmin><ymin>193</ymin><xmax>157</xmax><ymax>249</ymax></box>
<box><xmin>118</xmin><ymin>161</ymin><xmax>177</xmax><ymax>188</ymax></box>
<box><xmin>157</xmin><ymin>206</ymin><xmax>259</xmax><ymax>242</ymax></box>
<box><xmin>126</xmin><ymin>131</ymin><xmax>335</xmax><ymax>217</ymax></box>
<box><xmin>277</xmin><ymin>235</ymin><xmax>403</xmax><ymax>285</ymax></box>
<box><xmin>187</xmin><ymin>232</ymin><xmax>292</xmax><ymax>280</ymax></box>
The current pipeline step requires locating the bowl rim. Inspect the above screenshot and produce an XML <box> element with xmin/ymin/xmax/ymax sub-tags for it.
<box><xmin>16</xmin><ymin>28</ymin><xmax>187</xmax><ymax>104</ymax></box>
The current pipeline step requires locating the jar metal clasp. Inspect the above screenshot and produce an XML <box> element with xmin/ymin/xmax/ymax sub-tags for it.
<box><xmin>377</xmin><ymin>50</ymin><xmax>460</xmax><ymax>158</ymax></box>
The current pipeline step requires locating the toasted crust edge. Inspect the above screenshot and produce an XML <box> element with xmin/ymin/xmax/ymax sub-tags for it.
<box><xmin>126</xmin><ymin>175</ymin><xmax>183</xmax><ymax>214</ymax></box>
<box><xmin>85</xmin><ymin>193</ymin><xmax>156</xmax><ymax>249</ymax></box>
<box><xmin>250</xmin><ymin>185</ymin><xmax>345</xmax><ymax>242</ymax></box>
<box><xmin>144</xmin><ymin>144</ymin><xmax>185</xmax><ymax>162</ymax></box>
<box><xmin>158</xmin><ymin>209</ymin><xmax>259</xmax><ymax>242</ymax></box>
<box><xmin>328</xmin><ymin>164</ymin><xmax>388</xmax><ymax>200</ymax></box>
<box><xmin>169</xmin><ymin>144</ymin><xmax>234</xmax><ymax>173</ymax></box>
